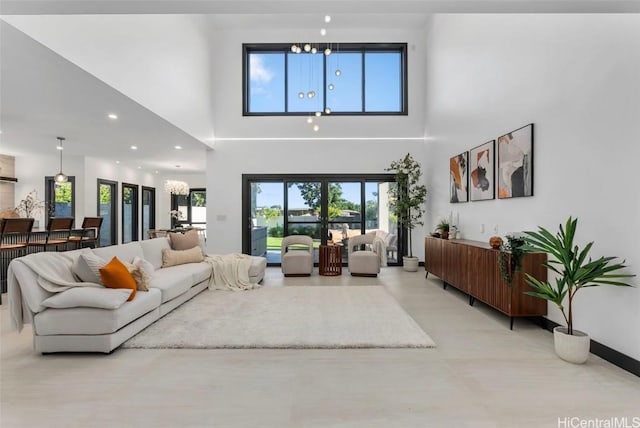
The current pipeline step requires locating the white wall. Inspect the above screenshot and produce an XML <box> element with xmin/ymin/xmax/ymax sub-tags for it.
<box><xmin>205</xmin><ymin>23</ymin><xmax>430</xmax><ymax>256</ymax></box>
<box><xmin>206</xmin><ymin>140</ymin><xmax>425</xmax><ymax>255</ymax></box>
<box><xmin>210</xmin><ymin>24</ymin><xmax>427</xmax><ymax>140</ymax></box>
<box><xmin>14</xmin><ymin>153</ymin><xmax>85</xmax><ymax>228</ymax></box>
<box><xmin>425</xmin><ymin>14</ymin><xmax>640</xmax><ymax>359</ymax></box>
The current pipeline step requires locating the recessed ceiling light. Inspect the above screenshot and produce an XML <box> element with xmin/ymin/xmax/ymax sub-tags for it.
<box><xmin>116</xmin><ymin>160</ymin><xmax>120</xmax><ymax>164</ymax></box>
<box><xmin>130</xmin><ymin>145</ymin><xmax>137</xmax><ymax>150</ymax></box>
<box><xmin>174</xmin><ymin>145</ymin><xmax>182</xmax><ymax>150</ymax></box>
<box><xmin>108</xmin><ymin>113</ymin><xmax>118</xmax><ymax>120</ymax></box>
<box><xmin>325</xmin><ymin>15</ymin><xmax>331</xmax><ymax>23</ymax></box>
<box><xmin>137</xmin><ymin>166</ymin><xmax>142</xmax><ymax>169</ymax></box>
<box><xmin>155</xmin><ymin>170</ymin><xmax>159</xmax><ymax>174</ymax></box>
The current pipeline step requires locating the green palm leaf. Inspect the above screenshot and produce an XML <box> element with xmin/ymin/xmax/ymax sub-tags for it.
<box><xmin>524</xmin><ymin>217</ymin><xmax>635</xmax><ymax>335</ymax></box>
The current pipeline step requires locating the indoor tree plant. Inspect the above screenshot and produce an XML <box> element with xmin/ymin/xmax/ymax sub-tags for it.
<box><xmin>386</xmin><ymin>153</ymin><xmax>427</xmax><ymax>272</ymax></box>
<box><xmin>524</xmin><ymin>217</ymin><xmax>635</xmax><ymax>364</ymax></box>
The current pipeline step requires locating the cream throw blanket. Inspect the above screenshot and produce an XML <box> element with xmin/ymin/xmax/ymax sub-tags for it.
<box><xmin>372</xmin><ymin>237</ymin><xmax>388</xmax><ymax>267</ymax></box>
<box><xmin>205</xmin><ymin>254</ymin><xmax>261</xmax><ymax>291</ymax></box>
<box><xmin>9</xmin><ymin>251</ymin><xmax>102</xmax><ymax>332</ymax></box>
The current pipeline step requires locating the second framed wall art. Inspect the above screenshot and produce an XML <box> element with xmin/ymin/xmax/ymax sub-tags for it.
<box><xmin>469</xmin><ymin>140</ymin><xmax>495</xmax><ymax>201</ymax></box>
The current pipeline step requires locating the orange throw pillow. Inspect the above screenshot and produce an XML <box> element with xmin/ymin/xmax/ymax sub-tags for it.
<box><xmin>99</xmin><ymin>257</ymin><xmax>137</xmax><ymax>301</ymax></box>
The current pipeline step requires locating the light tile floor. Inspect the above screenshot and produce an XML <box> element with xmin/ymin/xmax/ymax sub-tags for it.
<box><xmin>1</xmin><ymin>267</ymin><xmax>638</xmax><ymax>427</ymax></box>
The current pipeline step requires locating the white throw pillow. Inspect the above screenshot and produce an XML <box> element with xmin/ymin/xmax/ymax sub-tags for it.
<box><xmin>133</xmin><ymin>256</ymin><xmax>155</xmax><ymax>277</ymax></box>
<box><xmin>41</xmin><ymin>287</ymin><xmax>131</xmax><ymax>309</ymax></box>
<box><xmin>72</xmin><ymin>253</ymin><xmax>107</xmax><ymax>284</ymax></box>
<box><xmin>122</xmin><ymin>260</ymin><xmax>151</xmax><ymax>292</ymax></box>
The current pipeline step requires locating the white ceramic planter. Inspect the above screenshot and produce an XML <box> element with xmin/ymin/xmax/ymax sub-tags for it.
<box><xmin>553</xmin><ymin>326</ymin><xmax>590</xmax><ymax>364</ymax></box>
<box><xmin>403</xmin><ymin>256</ymin><xmax>419</xmax><ymax>272</ymax></box>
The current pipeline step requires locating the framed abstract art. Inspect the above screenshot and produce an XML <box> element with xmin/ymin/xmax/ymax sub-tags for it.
<box><xmin>497</xmin><ymin>124</ymin><xmax>534</xmax><ymax>199</ymax></box>
<box><xmin>449</xmin><ymin>151</ymin><xmax>468</xmax><ymax>203</ymax></box>
<box><xmin>469</xmin><ymin>140</ymin><xmax>495</xmax><ymax>201</ymax></box>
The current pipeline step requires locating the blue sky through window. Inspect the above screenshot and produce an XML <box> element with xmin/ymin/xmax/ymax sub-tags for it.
<box><xmin>326</xmin><ymin>53</ymin><xmax>362</xmax><ymax>112</ymax></box>
<box><xmin>246</xmin><ymin>44</ymin><xmax>405</xmax><ymax>114</ymax></box>
<box><xmin>248</xmin><ymin>53</ymin><xmax>284</xmax><ymax>112</ymax></box>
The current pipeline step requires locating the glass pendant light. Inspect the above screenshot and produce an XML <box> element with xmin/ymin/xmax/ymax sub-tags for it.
<box><xmin>54</xmin><ymin>136</ymin><xmax>68</xmax><ymax>183</ymax></box>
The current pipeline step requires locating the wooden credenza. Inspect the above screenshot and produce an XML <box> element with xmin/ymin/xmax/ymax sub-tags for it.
<box><xmin>424</xmin><ymin>237</ymin><xmax>547</xmax><ymax>329</ymax></box>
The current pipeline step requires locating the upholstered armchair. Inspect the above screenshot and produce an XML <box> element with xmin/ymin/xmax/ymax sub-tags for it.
<box><xmin>281</xmin><ymin>235</ymin><xmax>314</xmax><ymax>276</ymax></box>
<box><xmin>347</xmin><ymin>233</ymin><xmax>382</xmax><ymax>277</ymax></box>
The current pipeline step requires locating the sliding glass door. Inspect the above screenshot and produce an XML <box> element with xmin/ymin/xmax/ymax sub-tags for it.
<box><xmin>45</xmin><ymin>176</ymin><xmax>75</xmax><ymax>225</ymax></box>
<box><xmin>122</xmin><ymin>183</ymin><xmax>139</xmax><ymax>243</ymax></box>
<box><xmin>243</xmin><ymin>174</ymin><xmax>399</xmax><ymax>265</ymax></box>
<box><xmin>97</xmin><ymin>179</ymin><xmax>118</xmax><ymax>247</ymax></box>
<box><xmin>142</xmin><ymin>186</ymin><xmax>156</xmax><ymax>240</ymax></box>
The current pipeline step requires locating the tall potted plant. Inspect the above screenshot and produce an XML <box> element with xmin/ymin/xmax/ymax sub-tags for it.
<box><xmin>524</xmin><ymin>217</ymin><xmax>635</xmax><ymax>364</ymax></box>
<box><xmin>386</xmin><ymin>153</ymin><xmax>428</xmax><ymax>272</ymax></box>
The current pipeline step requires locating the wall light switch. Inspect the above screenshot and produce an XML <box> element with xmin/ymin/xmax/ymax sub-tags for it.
<box><xmin>493</xmin><ymin>224</ymin><xmax>499</xmax><ymax>234</ymax></box>
<box><xmin>480</xmin><ymin>224</ymin><xmax>485</xmax><ymax>233</ymax></box>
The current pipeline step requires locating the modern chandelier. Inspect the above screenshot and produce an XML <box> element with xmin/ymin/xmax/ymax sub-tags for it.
<box><xmin>289</xmin><ymin>14</ymin><xmax>338</xmax><ymax>132</ymax></box>
<box><xmin>54</xmin><ymin>136</ymin><xmax>68</xmax><ymax>183</ymax></box>
<box><xmin>164</xmin><ymin>180</ymin><xmax>189</xmax><ymax>195</ymax></box>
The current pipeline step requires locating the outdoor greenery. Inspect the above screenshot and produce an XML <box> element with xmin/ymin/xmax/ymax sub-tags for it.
<box><xmin>291</xmin><ymin>182</ymin><xmax>360</xmax><ymax>218</ymax></box>
<box><xmin>498</xmin><ymin>235</ymin><xmax>527</xmax><ymax>288</ymax></box>
<box><xmin>192</xmin><ymin>192</ymin><xmax>206</xmax><ymax>207</ymax></box>
<box><xmin>54</xmin><ymin>183</ymin><xmax>72</xmax><ymax>203</ymax></box>
<box><xmin>99</xmin><ymin>185</ymin><xmax>111</xmax><ymax>204</ymax></box>
<box><xmin>524</xmin><ymin>217</ymin><xmax>635</xmax><ymax>335</ymax></box>
<box><xmin>386</xmin><ymin>153</ymin><xmax>427</xmax><ymax>258</ymax></box>
<box><xmin>268</xmin><ymin>225</ymin><xmax>284</xmax><ymax>238</ymax></box>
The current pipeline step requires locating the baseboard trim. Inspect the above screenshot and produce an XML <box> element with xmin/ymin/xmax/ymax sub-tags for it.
<box><xmin>539</xmin><ymin>318</ymin><xmax>639</xmax><ymax>377</ymax></box>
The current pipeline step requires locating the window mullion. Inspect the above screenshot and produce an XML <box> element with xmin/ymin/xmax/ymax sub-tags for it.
<box><xmin>361</xmin><ymin>48</ymin><xmax>366</xmax><ymax>113</ymax></box>
<box><xmin>284</xmin><ymin>51</ymin><xmax>289</xmax><ymax>113</ymax></box>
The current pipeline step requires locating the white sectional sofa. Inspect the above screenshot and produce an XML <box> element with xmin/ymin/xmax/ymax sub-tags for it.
<box><xmin>8</xmin><ymin>237</ymin><xmax>266</xmax><ymax>354</ymax></box>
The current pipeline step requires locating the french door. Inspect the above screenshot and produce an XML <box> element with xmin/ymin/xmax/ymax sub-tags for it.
<box><xmin>122</xmin><ymin>183</ymin><xmax>139</xmax><ymax>243</ymax></box>
<box><xmin>97</xmin><ymin>178</ymin><xmax>118</xmax><ymax>247</ymax></box>
<box><xmin>242</xmin><ymin>174</ymin><xmax>400</xmax><ymax>266</ymax></box>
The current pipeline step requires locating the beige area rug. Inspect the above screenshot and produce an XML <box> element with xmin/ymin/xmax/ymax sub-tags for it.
<box><xmin>122</xmin><ymin>286</ymin><xmax>436</xmax><ymax>349</ymax></box>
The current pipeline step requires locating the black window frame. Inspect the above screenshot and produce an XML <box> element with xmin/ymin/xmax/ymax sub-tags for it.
<box><xmin>171</xmin><ymin>188</ymin><xmax>206</xmax><ymax>229</ymax></box>
<box><xmin>243</xmin><ymin>43</ymin><xmax>408</xmax><ymax>116</ymax></box>
<box><xmin>45</xmin><ymin>176</ymin><xmax>76</xmax><ymax>226</ymax></box>
<box><xmin>97</xmin><ymin>178</ymin><xmax>118</xmax><ymax>246</ymax></box>
<box><xmin>121</xmin><ymin>182</ymin><xmax>139</xmax><ymax>243</ymax></box>
<box><xmin>141</xmin><ymin>186</ymin><xmax>156</xmax><ymax>240</ymax></box>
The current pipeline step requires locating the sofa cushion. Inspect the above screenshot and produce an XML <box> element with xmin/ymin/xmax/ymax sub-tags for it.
<box><xmin>249</xmin><ymin>256</ymin><xmax>267</xmax><ymax>279</ymax></box>
<box><xmin>149</xmin><ymin>265</ymin><xmax>198</xmax><ymax>302</ymax></box>
<box><xmin>139</xmin><ymin>237</ymin><xmax>171</xmax><ymax>270</ymax></box>
<box><xmin>162</xmin><ymin>246</ymin><xmax>204</xmax><ymax>268</ymax></box>
<box><xmin>99</xmin><ymin>257</ymin><xmax>137</xmax><ymax>301</ymax></box>
<box><xmin>93</xmin><ymin>241</ymin><xmax>144</xmax><ymax>264</ymax></box>
<box><xmin>33</xmin><ymin>289</ymin><xmax>161</xmax><ymax>335</ymax></box>
<box><xmin>72</xmin><ymin>252</ymin><xmax>107</xmax><ymax>284</ymax></box>
<box><xmin>133</xmin><ymin>256</ymin><xmax>155</xmax><ymax>277</ymax></box>
<box><xmin>169</xmin><ymin>230</ymin><xmax>200</xmax><ymax>250</ymax></box>
<box><xmin>189</xmin><ymin>263</ymin><xmax>213</xmax><ymax>285</ymax></box>
<box><xmin>41</xmin><ymin>287</ymin><xmax>132</xmax><ymax>310</ymax></box>
<box><xmin>123</xmin><ymin>262</ymin><xmax>151</xmax><ymax>292</ymax></box>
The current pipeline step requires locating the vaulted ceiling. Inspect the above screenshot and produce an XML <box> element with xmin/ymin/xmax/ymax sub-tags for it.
<box><xmin>1</xmin><ymin>1</ymin><xmax>636</xmax><ymax>173</ymax></box>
